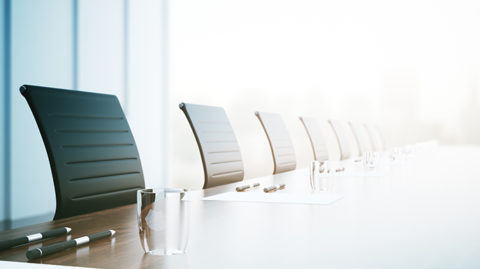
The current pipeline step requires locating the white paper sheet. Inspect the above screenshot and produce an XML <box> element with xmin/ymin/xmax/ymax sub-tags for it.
<box><xmin>337</xmin><ymin>171</ymin><xmax>385</xmax><ymax>177</ymax></box>
<box><xmin>0</xmin><ymin>261</ymin><xmax>96</xmax><ymax>268</ymax></box>
<box><xmin>203</xmin><ymin>191</ymin><xmax>343</xmax><ymax>205</ymax></box>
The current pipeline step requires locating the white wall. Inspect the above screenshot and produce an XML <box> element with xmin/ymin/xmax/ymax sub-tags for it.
<box><xmin>168</xmin><ymin>0</ymin><xmax>480</xmax><ymax>189</ymax></box>
<box><xmin>3</xmin><ymin>0</ymin><xmax>480</xmax><ymax>221</ymax></box>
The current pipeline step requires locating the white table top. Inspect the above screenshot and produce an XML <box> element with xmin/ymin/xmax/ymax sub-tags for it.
<box><xmin>184</xmin><ymin>145</ymin><xmax>480</xmax><ymax>269</ymax></box>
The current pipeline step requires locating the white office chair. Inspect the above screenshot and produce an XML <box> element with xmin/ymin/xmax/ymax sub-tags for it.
<box><xmin>299</xmin><ymin>116</ymin><xmax>329</xmax><ymax>163</ymax></box>
<box><xmin>255</xmin><ymin>111</ymin><xmax>296</xmax><ymax>174</ymax></box>
<box><xmin>348</xmin><ymin>122</ymin><xmax>373</xmax><ymax>156</ymax></box>
<box><xmin>374</xmin><ymin>125</ymin><xmax>388</xmax><ymax>151</ymax></box>
<box><xmin>364</xmin><ymin>124</ymin><xmax>384</xmax><ymax>152</ymax></box>
<box><xmin>328</xmin><ymin>120</ymin><xmax>352</xmax><ymax>160</ymax></box>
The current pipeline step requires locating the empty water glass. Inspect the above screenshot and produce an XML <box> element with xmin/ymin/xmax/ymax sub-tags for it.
<box><xmin>310</xmin><ymin>160</ymin><xmax>320</xmax><ymax>191</ymax></box>
<box><xmin>137</xmin><ymin>188</ymin><xmax>189</xmax><ymax>255</ymax></box>
<box><xmin>310</xmin><ymin>160</ymin><xmax>330</xmax><ymax>192</ymax></box>
<box><xmin>363</xmin><ymin>151</ymin><xmax>378</xmax><ymax>169</ymax></box>
<box><xmin>389</xmin><ymin>147</ymin><xmax>402</xmax><ymax>162</ymax></box>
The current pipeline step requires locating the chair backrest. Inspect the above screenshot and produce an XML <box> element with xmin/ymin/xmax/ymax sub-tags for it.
<box><xmin>328</xmin><ymin>120</ymin><xmax>352</xmax><ymax>160</ymax></box>
<box><xmin>374</xmin><ymin>125</ymin><xmax>387</xmax><ymax>150</ymax></box>
<box><xmin>20</xmin><ymin>85</ymin><xmax>145</xmax><ymax>219</ymax></box>
<box><xmin>255</xmin><ymin>111</ymin><xmax>296</xmax><ymax>174</ymax></box>
<box><xmin>348</xmin><ymin>122</ymin><xmax>372</xmax><ymax>156</ymax></box>
<box><xmin>299</xmin><ymin>116</ymin><xmax>329</xmax><ymax>162</ymax></box>
<box><xmin>364</xmin><ymin>124</ymin><xmax>383</xmax><ymax>152</ymax></box>
<box><xmin>179</xmin><ymin>103</ymin><xmax>244</xmax><ymax>188</ymax></box>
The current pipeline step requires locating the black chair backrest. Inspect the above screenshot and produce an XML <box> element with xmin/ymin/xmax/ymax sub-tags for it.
<box><xmin>21</xmin><ymin>85</ymin><xmax>145</xmax><ymax>219</ymax></box>
<box><xmin>179</xmin><ymin>103</ymin><xmax>244</xmax><ymax>188</ymax></box>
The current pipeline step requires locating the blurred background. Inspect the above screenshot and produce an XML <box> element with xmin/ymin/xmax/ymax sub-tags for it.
<box><xmin>1</xmin><ymin>0</ymin><xmax>480</xmax><ymax>227</ymax></box>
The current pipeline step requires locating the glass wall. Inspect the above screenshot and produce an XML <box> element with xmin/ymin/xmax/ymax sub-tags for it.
<box><xmin>169</xmin><ymin>0</ymin><xmax>480</xmax><ymax>189</ymax></box>
<box><xmin>0</xmin><ymin>0</ymin><xmax>168</xmax><ymax>225</ymax></box>
<box><xmin>2</xmin><ymin>0</ymin><xmax>480</xmax><ymax>223</ymax></box>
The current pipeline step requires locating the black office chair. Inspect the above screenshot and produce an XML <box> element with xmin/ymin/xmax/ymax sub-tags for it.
<box><xmin>21</xmin><ymin>85</ymin><xmax>145</xmax><ymax>219</ymax></box>
<box><xmin>179</xmin><ymin>103</ymin><xmax>244</xmax><ymax>188</ymax></box>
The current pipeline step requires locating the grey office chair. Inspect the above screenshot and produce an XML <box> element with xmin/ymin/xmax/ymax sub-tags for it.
<box><xmin>255</xmin><ymin>111</ymin><xmax>296</xmax><ymax>174</ymax></box>
<box><xmin>348</xmin><ymin>122</ymin><xmax>372</xmax><ymax>156</ymax></box>
<box><xmin>179</xmin><ymin>103</ymin><xmax>244</xmax><ymax>188</ymax></box>
<box><xmin>328</xmin><ymin>120</ymin><xmax>352</xmax><ymax>160</ymax></box>
<box><xmin>21</xmin><ymin>85</ymin><xmax>145</xmax><ymax>219</ymax></box>
<box><xmin>299</xmin><ymin>116</ymin><xmax>329</xmax><ymax>162</ymax></box>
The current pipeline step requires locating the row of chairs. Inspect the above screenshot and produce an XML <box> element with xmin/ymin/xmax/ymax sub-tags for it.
<box><xmin>180</xmin><ymin>103</ymin><xmax>387</xmax><ymax>188</ymax></box>
<box><xmin>20</xmin><ymin>85</ymin><xmax>386</xmax><ymax>220</ymax></box>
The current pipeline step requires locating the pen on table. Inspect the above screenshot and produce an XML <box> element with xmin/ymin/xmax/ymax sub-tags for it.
<box><xmin>0</xmin><ymin>227</ymin><xmax>72</xmax><ymax>251</ymax></box>
<box><xmin>26</xmin><ymin>230</ymin><xmax>116</xmax><ymax>260</ymax></box>
<box><xmin>263</xmin><ymin>184</ymin><xmax>286</xmax><ymax>193</ymax></box>
<box><xmin>235</xmin><ymin>182</ymin><xmax>260</xmax><ymax>192</ymax></box>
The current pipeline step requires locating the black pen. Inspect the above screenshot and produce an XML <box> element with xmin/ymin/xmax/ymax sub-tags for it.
<box><xmin>0</xmin><ymin>227</ymin><xmax>71</xmax><ymax>251</ymax></box>
<box><xmin>26</xmin><ymin>230</ymin><xmax>116</xmax><ymax>260</ymax></box>
<box><xmin>263</xmin><ymin>184</ymin><xmax>286</xmax><ymax>193</ymax></box>
<box><xmin>235</xmin><ymin>182</ymin><xmax>260</xmax><ymax>192</ymax></box>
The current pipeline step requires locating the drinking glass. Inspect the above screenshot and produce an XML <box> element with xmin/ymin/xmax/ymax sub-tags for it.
<box><xmin>137</xmin><ymin>188</ymin><xmax>189</xmax><ymax>255</ymax></box>
<box><xmin>363</xmin><ymin>151</ymin><xmax>377</xmax><ymax>169</ymax></box>
<box><xmin>310</xmin><ymin>160</ymin><xmax>329</xmax><ymax>192</ymax></box>
<box><xmin>389</xmin><ymin>147</ymin><xmax>403</xmax><ymax>162</ymax></box>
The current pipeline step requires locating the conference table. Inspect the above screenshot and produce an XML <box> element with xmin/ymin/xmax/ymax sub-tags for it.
<box><xmin>1</xmin><ymin>145</ymin><xmax>480</xmax><ymax>268</ymax></box>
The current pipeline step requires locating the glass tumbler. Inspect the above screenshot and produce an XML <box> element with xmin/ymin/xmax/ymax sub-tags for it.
<box><xmin>310</xmin><ymin>160</ymin><xmax>320</xmax><ymax>191</ymax></box>
<box><xmin>363</xmin><ymin>151</ymin><xmax>377</xmax><ymax>169</ymax></box>
<box><xmin>310</xmin><ymin>160</ymin><xmax>329</xmax><ymax>192</ymax></box>
<box><xmin>137</xmin><ymin>188</ymin><xmax>189</xmax><ymax>255</ymax></box>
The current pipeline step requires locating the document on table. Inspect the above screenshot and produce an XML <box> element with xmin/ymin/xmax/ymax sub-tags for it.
<box><xmin>339</xmin><ymin>171</ymin><xmax>385</xmax><ymax>177</ymax></box>
<box><xmin>0</xmin><ymin>261</ymin><xmax>96</xmax><ymax>268</ymax></box>
<box><xmin>203</xmin><ymin>192</ymin><xmax>343</xmax><ymax>205</ymax></box>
